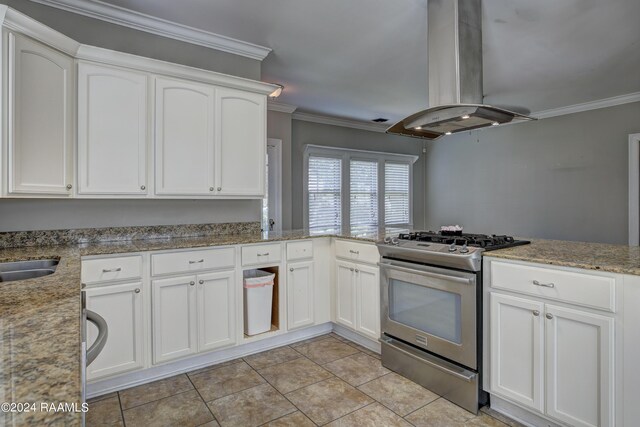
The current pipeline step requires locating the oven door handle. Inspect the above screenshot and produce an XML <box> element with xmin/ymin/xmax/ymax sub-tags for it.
<box><xmin>86</xmin><ymin>310</ymin><xmax>108</xmax><ymax>366</ymax></box>
<box><xmin>378</xmin><ymin>261</ymin><xmax>473</xmax><ymax>285</ymax></box>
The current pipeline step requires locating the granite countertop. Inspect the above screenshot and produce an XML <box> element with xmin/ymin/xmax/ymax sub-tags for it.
<box><xmin>0</xmin><ymin>228</ymin><xmax>390</xmax><ymax>426</ymax></box>
<box><xmin>487</xmin><ymin>238</ymin><xmax>640</xmax><ymax>275</ymax></box>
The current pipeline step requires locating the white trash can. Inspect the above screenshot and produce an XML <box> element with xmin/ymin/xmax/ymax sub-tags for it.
<box><xmin>243</xmin><ymin>270</ymin><xmax>276</xmax><ymax>336</ymax></box>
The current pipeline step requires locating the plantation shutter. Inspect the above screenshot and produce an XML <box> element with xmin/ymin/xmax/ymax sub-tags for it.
<box><xmin>350</xmin><ymin>160</ymin><xmax>378</xmax><ymax>230</ymax></box>
<box><xmin>385</xmin><ymin>162</ymin><xmax>410</xmax><ymax>225</ymax></box>
<box><xmin>308</xmin><ymin>156</ymin><xmax>342</xmax><ymax>232</ymax></box>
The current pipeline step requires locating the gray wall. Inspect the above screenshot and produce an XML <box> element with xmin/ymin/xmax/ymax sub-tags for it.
<box><xmin>424</xmin><ymin>102</ymin><xmax>640</xmax><ymax>244</ymax></box>
<box><xmin>291</xmin><ymin>120</ymin><xmax>426</xmax><ymax>230</ymax></box>
<box><xmin>267</xmin><ymin>111</ymin><xmax>293</xmax><ymax>230</ymax></box>
<box><xmin>2</xmin><ymin>0</ymin><xmax>261</xmax><ymax>79</ymax></box>
<box><xmin>0</xmin><ymin>1</ymin><xmax>263</xmax><ymax>232</ymax></box>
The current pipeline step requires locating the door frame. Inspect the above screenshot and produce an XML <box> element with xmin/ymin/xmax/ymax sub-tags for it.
<box><xmin>265</xmin><ymin>138</ymin><xmax>282</xmax><ymax>232</ymax></box>
<box><xmin>628</xmin><ymin>133</ymin><xmax>640</xmax><ymax>245</ymax></box>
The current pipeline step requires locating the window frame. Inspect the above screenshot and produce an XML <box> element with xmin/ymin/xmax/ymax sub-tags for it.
<box><xmin>303</xmin><ymin>145</ymin><xmax>418</xmax><ymax>231</ymax></box>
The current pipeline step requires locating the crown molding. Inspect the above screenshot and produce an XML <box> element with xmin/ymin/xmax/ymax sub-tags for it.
<box><xmin>0</xmin><ymin>5</ymin><xmax>80</xmax><ymax>55</ymax></box>
<box><xmin>292</xmin><ymin>111</ymin><xmax>389</xmax><ymax>133</ymax></box>
<box><xmin>532</xmin><ymin>92</ymin><xmax>640</xmax><ymax>119</ymax></box>
<box><xmin>76</xmin><ymin>45</ymin><xmax>277</xmax><ymax>95</ymax></box>
<box><xmin>267</xmin><ymin>101</ymin><xmax>297</xmax><ymax>114</ymax></box>
<box><xmin>27</xmin><ymin>0</ymin><xmax>272</xmax><ymax>60</ymax></box>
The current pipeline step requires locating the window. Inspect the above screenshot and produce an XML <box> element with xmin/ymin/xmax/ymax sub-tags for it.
<box><xmin>304</xmin><ymin>145</ymin><xmax>416</xmax><ymax>232</ymax></box>
<box><xmin>385</xmin><ymin>162</ymin><xmax>410</xmax><ymax>225</ymax></box>
<box><xmin>350</xmin><ymin>160</ymin><xmax>378</xmax><ymax>231</ymax></box>
<box><xmin>307</xmin><ymin>156</ymin><xmax>342</xmax><ymax>232</ymax></box>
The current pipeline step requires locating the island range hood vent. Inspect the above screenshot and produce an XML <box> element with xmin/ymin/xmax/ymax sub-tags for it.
<box><xmin>387</xmin><ymin>0</ymin><xmax>535</xmax><ymax>140</ymax></box>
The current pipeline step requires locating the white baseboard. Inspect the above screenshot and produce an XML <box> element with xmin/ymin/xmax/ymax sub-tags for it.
<box><xmin>331</xmin><ymin>324</ymin><xmax>381</xmax><ymax>353</ymax></box>
<box><xmin>490</xmin><ymin>395</ymin><xmax>563</xmax><ymax>427</ymax></box>
<box><xmin>87</xmin><ymin>323</ymin><xmax>332</xmax><ymax>398</ymax></box>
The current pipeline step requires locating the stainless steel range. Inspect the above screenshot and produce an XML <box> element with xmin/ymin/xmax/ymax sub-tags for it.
<box><xmin>377</xmin><ymin>230</ymin><xmax>529</xmax><ymax>413</ymax></box>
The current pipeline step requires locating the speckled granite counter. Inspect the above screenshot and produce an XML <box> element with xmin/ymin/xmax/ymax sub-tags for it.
<box><xmin>0</xmin><ymin>228</ymin><xmax>391</xmax><ymax>426</ymax></box>
<box><xmin>486</xmin><ymin>238</ymin><xmax>640</xmax><ymax>275</ymax></box>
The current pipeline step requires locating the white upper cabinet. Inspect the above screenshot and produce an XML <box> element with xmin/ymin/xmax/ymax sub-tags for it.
<box><xmin>7</xmin><ymin>33</ymin><xmax>73</xmax><ymax>196</ymax></box>
<box><xmin>154</xmin><ymin>77</ymin><xmax>216</xmax><ymax>196</ymax></box>
<box><xmin>216</xmin><ymin>88</ymin><xmax>266</xmax><ymax>197</ymax></box>
<box><xmin>78</xmin><ymin>62</ymin><xmax>148</xmax><ymax>196</ymax></box>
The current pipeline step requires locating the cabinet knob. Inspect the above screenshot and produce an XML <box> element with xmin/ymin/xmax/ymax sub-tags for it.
<box><xmin>350</xmin><ymin>268</ymin><xmax>354</xmax><ymax>272</ymax></box>
<box><xmin>217</xmin><ymin>187</ymin><xmax>222</xmax><ymax>191</ymax></box>
<box><xmin>532</xmin><ymin>310</ymin><xmax>540</xmax><ymax>316</ymax></box>
<box><xmin>134</xmin><ymin>288</ymin><xmax>141</xmax><ymax>294</ymax></box>
<box><xmin>190</xmin><ymin>281</ymin><xmax>195</xmax><ymax>286</ymax></box>
<box><xmin>355</xmin><ymin>269</ymin><xmax>359</xmax><ymax>273</ymax></box>
<box><xmin>66</xmin><ymin>184</ymin><xmax>72</xmax><ymax>190</ymax></box>
<box><xmin>545</xmin><ymin>313</ymin><xmax>554</xmax><ymax>320</ymax></box>
<box><xmin>210</xmin><ymin>187</ymin><xmax>214</xmax><ymax>191</ymax></box>
<box><xmin>289</xmin><ymin>268</ymin><xmax>294</xmax><ymax>272</ymax></box>
<box><xmin>199</xmin><ymin>280</ymin><xmax>204</xmax><ymax>284</ymax></box>
<box><xmin>140</xmin><ymin>185</ymin><xmax>146</xmax><ymax>190</ymax></box>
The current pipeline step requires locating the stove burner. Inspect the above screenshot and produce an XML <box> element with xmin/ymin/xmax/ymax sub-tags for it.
<box><xmin>398</xmin><ymin>231</ymin><xmax>524</xmax><ymax>250</ymax></box>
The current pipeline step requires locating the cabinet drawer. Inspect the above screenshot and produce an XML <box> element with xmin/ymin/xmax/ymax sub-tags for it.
<box><xmin>241</xmin><ymin>243</ymin><xmax>282</xmax><ymax>266</ymax></box>
<box><xmin>334</xmin><ymin>239</ymin><xmax>379</xmax><ymax>265</ymax></box>
<box><xmin>151</xmin><ymin>247</ymin><xmax>235</xmax><ymax>276</ymax></box>
<box><xmin>82</xmin><ymin>255</ymin><xmax>143</xmax><ymax>284</ymax></box>
<box><xmin>490</xmin><ymin>260</ymin><xmax>616</xmax><ymax>312</ymax></box>
<box><xmin>287</xmin><ymin>241</ymin><xmax>313</xmax><ymax>261</ymax></box>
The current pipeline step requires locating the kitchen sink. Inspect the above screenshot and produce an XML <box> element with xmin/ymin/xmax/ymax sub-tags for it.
<box><xmin>0</xmin><ymin>259</ymin><xmax>59</xmax><ymax>283</ymax></box>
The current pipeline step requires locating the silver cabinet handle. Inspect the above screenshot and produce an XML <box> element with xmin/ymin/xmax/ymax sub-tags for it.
<box><xmin>349</xmin><ymin>250</ymin><xmax>359</xmax><ymax>255</ymax></box>
<box><xmin>102</xmin><ymin>267</ymin><xmax>122</xmax><ymax>273</ymax></box>
<box><xmin>545</xmin><ymin>313</ymin><xmax>554</xmax><ymax>319</ymax></box>
<box><xmin>190</xmin><ymin>281</ymin><xmax>195</xmax><ymax>286</ymax></box>
<box><xmin>199</xmin><ymin>280</ymin><xmax>204</xmax><ymax>284</ymax></box>
<box><xmin>533</xmin><ymin>280</ymin><xmax>555</xmax><ymax>288</ymax></box>
<box><xmin>532</xmin><ymin>310</ymin><xmax>540</xmax><ymax>316</ymax></box>
<box><xmin>140</xmin><ymin>185</ymin><xmax>146</xmax><ymax>190</ymax></box>
<box><xmin>66</xmin><ymin>184</ymin><xmax>72</xmax><ymax>190</ymax></box>
<box><xmin>189</xmin><ymin>259</ymin><xmax>204</xmax><ymax>264</ymax></box>
<box><xmin>217</xmin><ymin>187</ymin><xmax>222</xmax><ymax>191</ymax></box>
<box><xmin>289</xmin><ymin>268</ymin><xmax>294</xmax><ymax>272</ymax></box>
<box><xmin>257</xmin><ymin>253</ymin><xmax>270</xmax><ymax>256</ymax></box>
<box><xmin>134</xmin><ymin>288</ymin><xmax>141</xmax><ymax>294</ymax></box>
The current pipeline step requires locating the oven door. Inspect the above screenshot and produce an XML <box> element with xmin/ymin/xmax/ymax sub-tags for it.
<box><xmin>380</xmin><ymin>259</ymin><xmax>478</xmax><ymax>369</ymax></box>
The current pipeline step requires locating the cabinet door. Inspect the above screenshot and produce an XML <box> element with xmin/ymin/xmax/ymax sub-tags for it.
<box><xmin>197</xmin><ymin>270</ymin><xmax>236</xmax><ymax>352</ymax></box>
<box><xmin>154</xmin><ymin>77</ymin><xmax>215</xmax><ymax>195</ymax></box>
<box><xmin>545</xmin><ymin>305</ymin><xmax>614</xmax><ymax>427</ymax></box>
<box><xmin>8</xmin><ymin>33</ymin><xmax>73</xmax><ymax>196</ymax></box>
<box><xmin>287</xmin><ymin>260</ymin><xmax>314</xmax><ymax>330</ymax></box>
<box><xmin>355</xmin><ymin>263</ymin><xmax>380</xmax><ymax>340</ymax></box>
<box><xmin>85</xmin><ymin>282</ymin><xmax>144</xmax><ymax>380</ymax></box>
<box><xmin>335</xmin><ymin>260</ymin><xmax>356</xmax><ymax>329</ymax></box>
<box><xmin>215</xmin><ymin>88</ymin><xmax>265</xmax><ymax>196</ymax></box>
<box><xmin>490</xmin><ymin>293</ymin><xmax>544</xmax><ymax>412</ymax></box>
<box><xmin>78</xmin><ymin>62</ymin><xmax>148</xmax><ymax>195</ymax></box>
<box><xmin>152</xmin><ymin>275</ymin><xmax>198</xmax><ymax>363</ymax></box>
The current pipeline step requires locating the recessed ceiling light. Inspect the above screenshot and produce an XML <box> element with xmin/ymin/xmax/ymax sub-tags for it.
<box><xmin>269</xmin><ymin>84</ymin><xmax>284</xmax><ymax>99</ymax></box>
<box><xmin>415</xmin><ymin>126</ymin><xmax>422</xmax><ymax>130</ymax></box>
<box><xmin>445</xmin><ymin>131</ymin><xmax>452</xmax><ymax>135</ymax></box>
<box><xmin>372</xmin><ymin>118</ymin><xmax>389</xmax><ymax>123</ymax></box>
<box><xmin>491</xmin><ymin>121</ymin><xmax>500</xmax><ymax>126</ymax></box>
<box><xmin>461</xmin><ymin>114</ymin><xmax>470</xmax><ymax>119</ymax></box>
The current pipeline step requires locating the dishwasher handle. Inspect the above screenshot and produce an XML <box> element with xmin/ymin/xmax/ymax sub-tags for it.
<box><xmin>86</xmin><ymin>310</ymin><xmax>108</xmax><ymax>366</ymax></box>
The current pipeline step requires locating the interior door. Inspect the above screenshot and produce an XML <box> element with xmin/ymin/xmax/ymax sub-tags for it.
<box><xmin>263</xmin><ymin>139</ymin><xmax>282</xmax><ymax>232</ymax></box>
<box><xmin>154</xmin><ymin>77</ymin><xmax>215</xmax><ymax>196</ymax></box>
<box><xmin>8</xmin><ymin>33</ymin><xmax>73</xmax><ymax>196</ymax></box>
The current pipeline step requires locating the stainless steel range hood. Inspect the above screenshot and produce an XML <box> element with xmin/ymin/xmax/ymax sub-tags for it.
<box><xmin>387</xmin><ymin>0</ymin><xmax>535</xmax><ymax>140</ymax></box>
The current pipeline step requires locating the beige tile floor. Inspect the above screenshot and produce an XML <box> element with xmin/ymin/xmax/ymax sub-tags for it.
<box><xmin>87</xmin><ymin>333</ymin><xmax>523</xmax><ymax>427</ymax></box>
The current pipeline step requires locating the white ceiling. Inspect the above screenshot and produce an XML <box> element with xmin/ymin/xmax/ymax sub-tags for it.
<box><xmin>86</xmin><ymin>0</ymin><xmax>640</xmax><ymax>123</ymax></box>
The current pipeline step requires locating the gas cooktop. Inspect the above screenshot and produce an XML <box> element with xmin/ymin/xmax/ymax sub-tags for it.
<box><xmin>397</xmin><ymin>231</ymin><xmax>530</xmax><ymax>251</ymax></box>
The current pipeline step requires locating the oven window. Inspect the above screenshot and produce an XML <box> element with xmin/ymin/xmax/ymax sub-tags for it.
<box><xmin>389</xmin><ymin>278</ymin><xmax>462</xmax><ymax>344</ymax></box>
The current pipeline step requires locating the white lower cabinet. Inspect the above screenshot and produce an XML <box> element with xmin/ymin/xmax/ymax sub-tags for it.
<box><xmin>490</xmin><ymin>291</ymin><xmax>614</xmax><ymax>427</ymax></box>
<box><xmin>287</xmin><ymin>260</ymin><xmax>314</xmax><ymax>330</ymax></box>
<box><xmin>152</xmin><ymin>270</ymin><xmax>236</xmax><ymax>364</ymax></box>
<box><xmin>85</xmin><ymin>281</ymin><xmax>145</xmax><ymax>380</ymax></box>
<box><xmin>335</xmin><ymin>258</ymin><xmax>380</xmax><ymax>340</ymax></box>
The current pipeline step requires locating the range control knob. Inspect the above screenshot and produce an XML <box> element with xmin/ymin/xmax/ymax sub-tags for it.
<box><xmin>448</xmin><ymin>243</ymin><xmax>457</xmax><ymax>253</ymax></box>
<box><xmin>391</xmin><ymin>237</ymin><xmax>400</xmax><ymax>246</ymax></box>
<box><xmin>383</xmin><ymin>237</ymin><xmax>392</xmax><ymax>244</ymax></box>
<box><xmin>460</xmin><ymin>243</ymin><xmax>469</xmax><ymax>254</ymax></box>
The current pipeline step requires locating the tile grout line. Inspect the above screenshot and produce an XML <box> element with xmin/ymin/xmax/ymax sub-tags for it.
<box><xmin>116</xmin><ymin>390</ymin><xmax>127</xmax><ymax>427</ymax></box>
<box><xmin>184</xmin><ymin>372</ymin><xmax>221</xmax><ymax>425</ymax></box>
<box><xmin>117</xmin><ymin>387</ymin><xmax>195</xmax><ymax>412</ymax></box>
